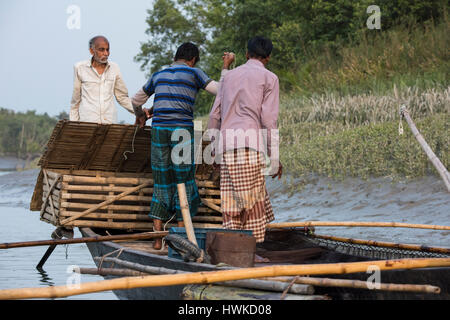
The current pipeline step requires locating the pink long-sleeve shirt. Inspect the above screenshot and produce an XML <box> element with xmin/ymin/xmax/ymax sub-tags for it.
<box><xmin>207</xmin><ymin>59</ymin><xmax>279</xmax><ymax>159</ymax></box>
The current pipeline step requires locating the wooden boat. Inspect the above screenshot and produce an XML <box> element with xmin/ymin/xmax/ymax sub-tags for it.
<box><xmin>30</xmin><ymin>121</ymin><xmax>450</xmax><ymax>300</ymax></box>
<box><xmin>78</xmin><ymin>226</ymin><xmax>450</xmax><ymax>300</ymax></box>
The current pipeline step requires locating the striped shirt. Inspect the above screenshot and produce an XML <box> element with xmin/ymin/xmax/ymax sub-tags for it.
<box><xmin>141</xmin><ymin>62</ymin><xmax>212</xmax><ymax>127</ymax></box>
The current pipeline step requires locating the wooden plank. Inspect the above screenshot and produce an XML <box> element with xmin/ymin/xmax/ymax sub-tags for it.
<box><xmin>62</xmin><ymin>183</ymin><xmax>219</xmax><ymax>196</ymax></box>
<box><xmin>61</xmin><ymin>202</ymin><xmax>150</xmax><ymax>212</ymax></box>
<box><xmin>62</xmin><ymin>175</ymin><xmax>152</xmax><ymax>185</ymax></box>
<box><xmin>52</xmin><ymin>169</ymin><xmax>154</xmax><ymax>178</ymax></box>
<box><xmin>64</xmin><ymin>220</ymin><xmax>221</xmax><ymax>230</ymax></box>
<box><xmin>59</xmin><ymin>210</ymin><xmax>152</xmax><ymax>221</ymax></box>
<box><xmin>60</xmin><ymin>201</ymin><xmax>217</xmax><ymax>214</ymax></box>
<box><xmin>59</xmin><ymin>211</ymin><xmax>222</xmax><ymax>225</ymax></box>
<box><xmin>61</xmin><ymin>192</ymin><xmax>153</xmax><ymax>202</ymax></box>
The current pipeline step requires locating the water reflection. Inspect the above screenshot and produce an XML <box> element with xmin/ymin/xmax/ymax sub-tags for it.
<box><xmin>36</xmin><ymin>268</ymin><xmax>55</xmax><ymax>287</ymax></box>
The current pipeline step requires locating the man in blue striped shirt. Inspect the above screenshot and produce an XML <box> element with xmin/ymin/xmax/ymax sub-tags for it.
<box><xmin>132</xmin><ymin>42</ymin><xmax>234</xmax><ymax>249</ymax></box>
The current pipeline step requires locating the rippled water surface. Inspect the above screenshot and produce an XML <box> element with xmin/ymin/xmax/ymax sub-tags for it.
<box><xmin>0</xmin><ymin>157</ymin><xmax>448</xmax><ymax>299</ymax></box>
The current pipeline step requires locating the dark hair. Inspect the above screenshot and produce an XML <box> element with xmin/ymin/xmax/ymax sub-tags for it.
<box><xmin>247</xmin><ymin>36</ymin><xmax>273</xmax><ymax>59</ymax></box>
<box><xmin>89</xmin><ymin>35</ymin><xmax>109</xmax><ymax>49</ymax></box>
<box><xmin>174</xmin><ymin>42</ymin><xmax>200</xmax><ymax>64</ymax></box>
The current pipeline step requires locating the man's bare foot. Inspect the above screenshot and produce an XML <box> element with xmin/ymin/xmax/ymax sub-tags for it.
<box><xmin>153</xmin><ymin>219</ymin><xmax>163</xmax><ymax>249</ymax></box>
<box><xmin>153</xmin><ymin>238</ymin><xmax>162</xmax><ymax>250</ymax></box>
<box><xmin>254</xmin><ymin>254</ymin><xmax>270</xmax><ymax>263</ymax></box>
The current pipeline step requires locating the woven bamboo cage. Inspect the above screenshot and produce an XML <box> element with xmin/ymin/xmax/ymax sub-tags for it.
<box><xmin>30</xmin><ymin>120</ymin><xmax>222</xmax><ymax>231</ymax></box>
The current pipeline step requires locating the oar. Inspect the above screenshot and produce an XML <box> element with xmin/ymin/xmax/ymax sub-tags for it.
<box><xmin>36</xmin><ymin>228</ymin><xmax>68</xmax><ymax>270</ymax></box>
<box><xmin>36</xmin><ymin>245</ymin><xmax>58</xmax><ymax>270</ymax></box>
<box><xmin>0</xmin><ymin>231</ymin><xmax>168</xmax><ymax>250</ymax></box>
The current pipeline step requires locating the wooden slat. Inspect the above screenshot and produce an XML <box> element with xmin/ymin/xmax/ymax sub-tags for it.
<box><xmin>61</xmin><ymin>192</ymin><xmax>153</xmax><ymax>202</ymax></box>
<box><xmin>59</xmin><ymin>210</ymin><xmax>222</xmax><ymax>223</ymax></box>
<box><xmin>62</xmin><ymin>183</ymin><xmax>220</xmax><ymax>196</ymax></box>
<box><xmin>60</xmin><ymin>210</ymin><xmax>152</xmax><ymax>221</ymax></box>
<box><xmin>63</xmin><ymin>220</ymin><xmax>222</xmax><ymax>230</ymax></box>
<box><xmin>60</xmin><ymin>201</ymin><xmax>217</xmax><ymax>214</ymax></box>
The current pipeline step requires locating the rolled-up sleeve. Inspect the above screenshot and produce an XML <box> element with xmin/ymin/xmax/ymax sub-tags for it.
<box><xmin>261</xmin><ymin>76</ymin><xmax>279</xmax><ymax>158</ymax></box>
<box><xmin>114</xmin><ymin>68</ymin><xmax>134</xmax><ymax>114</ymax></box>
<box><xmin>131</xmin><ymin>88</ymin><xmax>150</xmax><ymax>117</ymax></box>
<box><xmin>207</xmin><ymin>90</ymin><xmax>222</xmax><ymax>132</ymax></box>
<box><xmin>69</xmin><ymin>64</ymin><xmax>81</xmax><ymax>121</ymax></box>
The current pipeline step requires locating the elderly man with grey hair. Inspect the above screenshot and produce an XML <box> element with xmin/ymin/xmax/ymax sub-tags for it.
<box><xmin>69</xmin><ymin>35</ymin><xmax>134</xmax><ymax>124</ymax></box>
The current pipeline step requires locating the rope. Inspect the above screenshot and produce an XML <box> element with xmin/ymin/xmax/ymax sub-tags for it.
<box><xmin>280</xmin><ymin>276</ymin><xmax>299</xmax><ymax>300</ymax></box>
<box><xmin>123</xmin><ymin>125</ymin><xmax>139</xmax><ymax>160</ymax></box>
<box><xmin>98</xmin><ymin>248</ymin><xmax>124</xmax><ymax>270</ymax></box>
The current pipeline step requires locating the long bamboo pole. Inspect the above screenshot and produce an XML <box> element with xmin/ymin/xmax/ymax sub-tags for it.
<box><xmin>267</xmin><ymin>221</ymin><xmax>450</xmax><ymax>231</ymax></box>
<box><xmin>0</xmin><ymin>231</ymin><xmax>168</xmax><ymax>249</ymax></box>
<box><xmin>0</xmin><ymin>257</ymin><xmax>449</xmax><ymax>299</ymax></box>
<box><xmin>88</xmin><ymin>258</ymin><xmax>315</xmax><ymax>295</ymax></box>
<box><xmin>264</xmin><ymin>276</ymin><xmax>441</xmax><ymax>294</ymax></box>
<box><xmin>400</xmin><ymin>106</ymin><xmax>450</xmax><ymax>192</ymax></box>
<box><xmin>177</xmin><ymin>183</ymin><xmax>198</xmax><ymax>246</ymax></box>
<box><xmin>60</xmin><ymin>181</ymin><xmax>151</xmax><ymax>225</ymax></box>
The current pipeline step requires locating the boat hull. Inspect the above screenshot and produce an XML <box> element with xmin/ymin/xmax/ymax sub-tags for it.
<box><xmin>80</xmin><ymin>227</ymin><xmax>450</xmax><ymax>300</ymax></box>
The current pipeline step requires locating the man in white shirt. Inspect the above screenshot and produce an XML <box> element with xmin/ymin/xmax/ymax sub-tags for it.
<box><xmin>69</xmin><ymin>36</ymin><xmax>134</xmax><ymax>124</ymax></box>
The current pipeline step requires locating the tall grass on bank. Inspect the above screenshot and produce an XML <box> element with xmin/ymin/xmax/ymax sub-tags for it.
<box><xmin>280</xmin><ymin>86</ymin><xmax>449</xmax><ymax>127</ymax></box>
<box><xmin>279</xmin><ymin>86</ymin><xmax>449</xmax><ymax>181</ymax></box>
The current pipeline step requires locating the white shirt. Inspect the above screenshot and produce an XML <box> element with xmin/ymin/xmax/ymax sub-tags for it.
<box><xmin>69</xmin><ymin>59</ymin><xmax>134</xmax><ymax>124</ymax></box>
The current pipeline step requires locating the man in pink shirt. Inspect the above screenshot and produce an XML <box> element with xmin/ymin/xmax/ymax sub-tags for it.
<box><xmin>207</xmin><ymin>37</ymin><xmax>282</xmax><ymax>257</ymax></box>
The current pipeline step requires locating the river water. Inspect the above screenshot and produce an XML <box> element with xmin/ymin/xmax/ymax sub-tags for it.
<box><xmin>0</xmin><ymin>157</ymin><xmax>448</xmax><ymax>300</ymax></box>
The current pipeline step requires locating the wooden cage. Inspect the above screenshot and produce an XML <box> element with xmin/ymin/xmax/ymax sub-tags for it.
<box><xmin>30</xmin><ymin>121</ymin><xmax>223</xmax><ymax>231</ymax></box>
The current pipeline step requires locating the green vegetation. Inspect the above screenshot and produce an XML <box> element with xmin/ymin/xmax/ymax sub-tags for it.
<box><xmin>279</xmin><ymin>88</ymin><xmax>449</xmax><ymax>180</ymax></box>
<box><xmin>0</xmin><ymin>108</ymin><xmax>66</xmax><ymax>160</ymax></box>
<box><xmin>162</xmin><ymin>0</ymin><xmax>448</xmax><ymax>181</ymax></box>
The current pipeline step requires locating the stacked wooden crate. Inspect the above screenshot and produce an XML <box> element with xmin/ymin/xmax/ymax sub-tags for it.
<box><xmin>30</xmin><ymin>121</ymin><xmax>223</xmax><ymax>231</ymax></box>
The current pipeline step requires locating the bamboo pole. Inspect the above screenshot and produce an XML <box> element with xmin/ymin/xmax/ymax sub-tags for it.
<box><xmin>59</xmin><ymin>210</ymin><xmax>222</xmax><ymax>223</ymax></box>
<box><xmin>60</xmin><ymin>181</ymin><xmax>152</xmax><ymax>225</ymax></box>
<box><xmin>400</xmin><ymin>106</ymin><xmax>450</xmax><ymax>192</ymax></box>
<box><xmin>0</xmin><ymin>257</ymin><xmax>449</xmax><ymax>299</ymax></box>
<box><xmin>267</xmin><ymin>221</ymin><xmax>450</xmax><ymax>231</ymax></box>
<box><xmin>311</xmin><ymin>234</ymin><xmax>450</xmax><ymax>254</ymax></box>
<box><xmin>201</xmin><ymin>198</ymin><xmax>222</xmax><ymax>213</ymax></box>
<box><xmin>264</xmin><ymin>276</ymin><xmax>441</xmax><ymax>294</ymax></box>
<box><xmin>177</xmin><ymin>183</ymin><xmax>198</xmax><ymax>246</ymax></box>
<box><xmin>79</xmin><ymin>268</ymin><xmax>146</xmax><ymax>277</ymax></box>
<box><xmin>63</xmin><ymin>220</ymin><xmax>221</xmax><ymax>230</ymax></box>
<box><xmin>0</xmin><ymin>231</ymin><xmax>168</xmax><ymax>249</ymax></box>
<box><xmin>61</xmin><ymin>175</ymin><xmax>218</xmax><ymax>189</ymax></box>
<box><xmin>90</xmin><ymin>258</ymin><xmax>314</xmax><ymax>295</ymax></box>
<box><xmin>61</xmin><ymin>184</ymin><xmax>219</xmax><ymax>196</ymax></box>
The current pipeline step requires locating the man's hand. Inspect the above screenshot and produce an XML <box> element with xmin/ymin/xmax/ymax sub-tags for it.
<box><xmin>222</xmin><ymin>52</ymin><xmax>235</xmax><ymax>69</ymax></box>
<box><xmin>135</xmin><ymin>115</ymin><xmax>146</xmax><ymax>128</ymax></box>
<box><xmin>271</xmin><ymin>160</ymin><xmax>283</xmax><ymax>180</ymax></box>
<box><xmin>143</xmin><ymin>107</ymin><xmax>153</xmax><ymax>120</ymax></box>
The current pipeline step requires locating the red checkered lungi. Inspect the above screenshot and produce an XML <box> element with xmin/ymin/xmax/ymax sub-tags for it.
<box><xmin>220</xmin><ymin>148</ymin><xmax>274</xmax><ymax>243</ymax></box>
